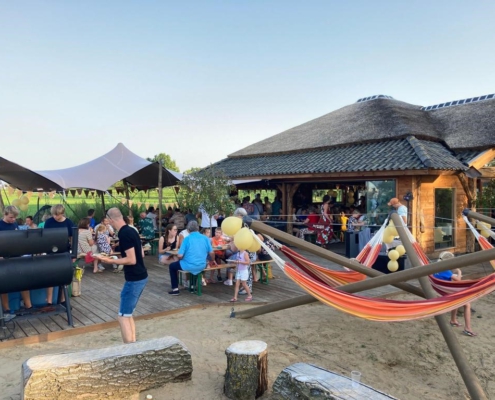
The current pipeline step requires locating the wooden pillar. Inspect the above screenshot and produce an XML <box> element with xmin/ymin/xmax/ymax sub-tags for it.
<box><xmin>286</xmin><ymin>183</ymin><xmax>300</xmax><ymax>235</ymax></box>
<box><xmin>123</xmin><ymin>181</ymin><xmax>132</xmax><ymax>217</ymax></box>
<box><xmin>457</xmin><ymin>173</ymin><xmax>477</xmax><ymax>253</ymax></box>
<box><xmin>224</xmin><ymin>340</ymin><xmax>268</xmax><ymax>399</ymax></box>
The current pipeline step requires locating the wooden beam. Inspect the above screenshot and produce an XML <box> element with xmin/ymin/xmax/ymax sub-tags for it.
<box><xmin>391</xmin><ymin>213</ymin><xmax>487</xmax><ymax>400</ymax></box>
<box><xmin>467</xmin><ymin>149</ymin><xmax>495</xmax><ymax>170</ymax></box>
<box><xmin>479</xmin><ymin>167</ymin><xmax>495</xmax><ymax>178</ymax></box>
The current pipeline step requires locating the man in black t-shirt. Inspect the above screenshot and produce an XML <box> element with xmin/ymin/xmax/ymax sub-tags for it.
<box><xmin>97</xmin><ymin>208</ymin><xmax>148</xmax><ymax>343</ymax></box>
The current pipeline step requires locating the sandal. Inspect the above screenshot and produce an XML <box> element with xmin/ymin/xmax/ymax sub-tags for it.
<box><xmin>450</xmin><ymin>321</ymin><xmax>462</xmax><ymax>327</ymax></box>
<box><xmin>230</xmin><ymin>298</ymin><xmax>237</xmax><ymax>302</ymax></box>
<box><xmin>245</xmin><ymin>296</ymin><xmax>253</xmax><ymax>302</ymax></box>
<box><xmin>462</xmin><ymin>330</ymin><xmax>477</xmax><ymax>337</ymax></box>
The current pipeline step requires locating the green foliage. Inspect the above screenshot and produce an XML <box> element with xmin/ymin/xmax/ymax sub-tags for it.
<box><xmin>478</xmin><ymin>179</ymin><xmax>495</xmax><ymax>213</ymax></box>
<box><xmin>146</xmin><ymin>153</ymin><xmax>180</xmax><ymax>172</ymax></box>
<box><xmin>176</xmin><ymin>166</ymin><xmax>235</xmax><ymax>223</ymax></box>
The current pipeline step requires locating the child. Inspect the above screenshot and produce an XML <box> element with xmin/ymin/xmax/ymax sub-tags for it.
<box><xmin>229</xmin><ymin>245</ymin><xmax>252</xmax><ymax>302</ymax></box>
<box><xmin>211</xmin><ymin>228</ymin><xmax>227</xmax><ymax>282</ymax></box>
<box><xmin>95</xmin><ymin>225</ymin><xmax>119</xmax><ymax>272</ymax></box>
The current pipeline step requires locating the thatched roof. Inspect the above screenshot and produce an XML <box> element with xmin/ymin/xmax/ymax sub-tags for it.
<box><xmin>229</xmin><ymin>96</ymin><xmax>495</xmax><ymax>158</ymax></box>
<box><xmin>211</xmin><ymin>137</ymin><xmax>468</xmax><ymax>178</ymax></box>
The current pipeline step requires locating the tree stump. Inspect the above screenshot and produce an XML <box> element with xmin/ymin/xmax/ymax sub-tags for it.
<box><xmin>224</xmin><ymin>340</ymin><xmax>268</xmax><ymax>400</ymax></box>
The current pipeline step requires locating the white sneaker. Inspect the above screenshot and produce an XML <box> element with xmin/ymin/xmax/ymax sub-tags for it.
<box><xmin>98</xmin><ymin>264</ymin><xmax>105</xmax><ymax>271</ymax></box>
<box><xmin>223</xmin><ymin>279</ymin><xmax>233</xmax><ymax>286</ymax></box>
<box><xmin>4</xmin><ymin>313</ymin><xmax>16</xmax><ymax>322</ymax></box>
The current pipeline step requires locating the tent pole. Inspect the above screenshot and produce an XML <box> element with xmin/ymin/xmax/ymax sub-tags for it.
<box><xmin>99</xmin><ymin>191</ymin><xmax>106</xmax><ymax>215</ymax></box>
<box><xmin>0</xmin><ymin>187</ymin><xmax>5</xmax><ymax>213</ymax></box>
<box><xmin>158</xmin><ymin>162</ymin><xmax>163</xmax><ymax>238</ymax></box>
<box><xmin>391</xmin><ymin>213</ymin><xmax>487</xmax><ymax>400</ymax></box>
<box><xmin>123</xmin><ymin>181</ymin><xmax>132</xmax><ymax>217</ymax></box>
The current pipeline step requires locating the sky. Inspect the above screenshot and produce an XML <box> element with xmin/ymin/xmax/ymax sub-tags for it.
<box><xmin>1</xmin><ymin>1</ymin><xmax>494</xmax><ymax>173</ymax></box>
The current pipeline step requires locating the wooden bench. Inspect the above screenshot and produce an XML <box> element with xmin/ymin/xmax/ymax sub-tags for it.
<box><xmin>251</xmin><ymin>260</ymin><xmax>273</xmax><ymax>285</ymax></box>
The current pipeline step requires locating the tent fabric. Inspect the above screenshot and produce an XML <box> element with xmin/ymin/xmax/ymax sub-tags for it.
<box><xmin>0</xmin><ymin>143</ymin><xmax>182</xmax><ymax>192</ymax></box>
<box><xmin>0</xmin><ymin>157</ymin><xmax>63</xmax><ymax>192</ymax></box>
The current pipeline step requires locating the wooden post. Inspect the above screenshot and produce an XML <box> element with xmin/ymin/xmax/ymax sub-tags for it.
<box><xmin>391</xmin><ymin>212</ymin><xmax>487</xmax><ymax>400</ymax></box>
<box><xmin>123</xmin><ymin>181</ymin><xmax>132</xmax><ymax>217</ymax></box>
<box><xmin>286</xmin><ymin>183</ymin><xmax>300</xmax><ymax>235</ymax></box>
<box><xmin>158</xmin><ymin>161</ymin><xmax>163</xmax><ymax>238</ymax></box>
<box><xmin>224</xmin><ymin>340</ymin><xmax>268</xmax><ymax>400</ymax></box>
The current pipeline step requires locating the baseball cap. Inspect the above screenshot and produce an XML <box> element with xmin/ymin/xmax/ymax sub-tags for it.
<box><xmin>388</xmin><ymin>197</ymin><xmax>400</xmax><ymax>206</ymax></box>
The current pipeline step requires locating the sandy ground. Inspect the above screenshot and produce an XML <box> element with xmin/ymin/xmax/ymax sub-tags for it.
<box><xmin>2</xmin><ymin>293</ymin><xmax>495</xmax><ymax>400</ymax></box>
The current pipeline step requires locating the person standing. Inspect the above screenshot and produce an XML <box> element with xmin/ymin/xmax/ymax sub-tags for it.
<box><xmin>44</xmin><ymin>204</ymin><xmax>75</xmax><ymax>306</ymax></box>
<box><xmin>97</xmin><ymin>208</ymin><xmax>148</xmax><ymax>343</ymax></box>
<box><xmin>433</xmin><ymin>251</ymin><xmax>477</xmax><ymax>337</ymax></box>
<box><xmin>198</xmin><ymin>205</ymin><xmax>218</xmax><ymax>236</ymax></box>
<box><xmin>388</xmin><ymin>197</ymin><xmax>408</xmax><ymax>225</ymax></box>
<box><xmin>0</xmin><ymin>206</ymin><xmax>34</xmax><ymax>321</ymax></box>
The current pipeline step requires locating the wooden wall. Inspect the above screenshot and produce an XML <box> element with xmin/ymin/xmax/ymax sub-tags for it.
<box><xmin>409</xmin><ymin>175</ymin><xmax>468</xmax><ymax>256</ymax></box>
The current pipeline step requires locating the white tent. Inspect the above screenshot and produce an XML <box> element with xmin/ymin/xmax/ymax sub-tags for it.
<box><xmin>0</xmin><ymin>143</ymin><xmax>181</xmax><ymax>192</ymax></box>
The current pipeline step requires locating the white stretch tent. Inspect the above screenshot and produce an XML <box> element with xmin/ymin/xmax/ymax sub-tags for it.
<box><xmin>0</xmin><ymin>143</ymin><xmax>181</xmax><ymax>192</ymax></box>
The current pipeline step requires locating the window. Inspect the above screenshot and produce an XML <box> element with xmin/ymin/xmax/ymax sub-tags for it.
<box><xmin>434</xmin><ymin>188</ymin><xmax>455</xmax><ymax>249</ymax></box>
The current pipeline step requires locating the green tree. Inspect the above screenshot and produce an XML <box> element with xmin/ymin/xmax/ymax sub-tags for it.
<box><xmin>147</xmin><ymin>153</ymin><xmax>180</xmax><ymax>172</ymax></box>
<box><xmin>176</xmin><ymin>166</ymin><xmax>235</xmax><ymax>226</ymax></box>
<box><xmin>478</xmin><ymin>179</ymin><xmax>495</xmax><ymax>214</ymax></box>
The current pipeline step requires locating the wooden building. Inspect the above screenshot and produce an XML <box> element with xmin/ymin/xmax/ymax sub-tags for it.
<box><xmin>211</xmin><ymin>94</ymin><xmax>495</xmax><ymax>255</ymax></box>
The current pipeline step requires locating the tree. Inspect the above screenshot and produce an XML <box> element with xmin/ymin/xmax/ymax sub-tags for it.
<box><xmin>147</xmin><ymin>153</ymin><xmax>180</xmax><ymax>172</ymax></box>
<box><xmin>478</xmin><ymin>179</ymin><xmax>495</xmax><ymax>214</ymax></box>
<box><xmin>176</xmin><ymin>166</ymin><xmax>235</xmax><ymax>227</ymax></box>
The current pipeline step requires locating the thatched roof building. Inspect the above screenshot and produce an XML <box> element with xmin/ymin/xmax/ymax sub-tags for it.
<box><xmin>213</xmin><ymin>94</ymin><xmax>495</xmax><ymax>178</ymax></box>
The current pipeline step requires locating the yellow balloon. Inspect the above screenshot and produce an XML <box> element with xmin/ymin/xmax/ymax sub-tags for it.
<box><xmin>383</xmin><ymin>234</ymin><xmax>395</xmax><ymax>244</ymax></box>
<box><xmin>234</xmin><ymin>227</ymin><xmax>253</xmax><ymax>251</ymax></box>
<box><xmin>388</xmin><ymin>249</ymin><xmax>400</xmax><ymax>261</ymax></box>
<box><xmin>222</xmin><ymin>216</ymin><xmax>242</xmax><ymax>236</ymax></box>
<box><xmin>481</xmin><ymin>229</ymin><xmax>490</xmax><ymax>238</ymax></box>
<box><xmin>19</xmin><ymin>203</ymin><xmax>29</xmax><ymax>211</ymax></box>
<box><xmin>396</xmin><ymin>245</ymin><xmax>406</xmax><ymax>256</ymax></box>
<box><xmin>20</xmin><ymin>195</ymin><xmax>30</xmax><ymax>205</ymax></box>
<box><xmin>388</xmin><ymin>260</ymin><xmax>399</xmax><ymax>272</ymax></box>
<box><xmin>385</xmin><ymin>225</ymin><xmax>398</xmax><ymax>237</ymax></box>
<box><xmin>12</xmin><ymin>199</ymin><xmax>21</xmax><ymax>207</ymax></box>
<box><xmin>247</xmin><ymin>238</ymin><xmax>261</xmax><ymax>253</ymax></box>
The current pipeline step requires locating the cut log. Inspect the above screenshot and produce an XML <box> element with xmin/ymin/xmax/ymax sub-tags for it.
<box><xmin>22</xmin><ymin>336</ymin><xmax>192</xmax><ymax>400</ymax></box>
<box><xmin>273</xmin><ymin>363</ymin><xmax>398</xmax><ymax>400</ymax></box>
<box><xmin>224</xmin><ymin>340</ymin><xmax>268</xmax><ymax>400</ymax></box>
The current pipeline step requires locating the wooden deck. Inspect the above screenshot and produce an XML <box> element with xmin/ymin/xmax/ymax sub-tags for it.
<box><xmin>2</xmin><ymin>242</ymin><xmax>491</xmax><ymax>343</ymax></box>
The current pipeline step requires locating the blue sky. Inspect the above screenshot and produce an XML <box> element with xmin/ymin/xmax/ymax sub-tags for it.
<box><xmin>1</xmin><ymin>1</ymin><xmax>494</xmax><ymax>172</ymax></box>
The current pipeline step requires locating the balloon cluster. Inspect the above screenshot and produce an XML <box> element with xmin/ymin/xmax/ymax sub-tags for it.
<box><xmin>221</xmin><ymin>217</ymin><xmax>260</xmax><ymax>252</ymax></box>
<box><xmin>382</xmin><ymin>221</ymin><xmax>407</xmax><ymax>272</ymax></box>
<box><xmin>11</xmin><ymin>195</ymin><xmax>30</xmax><ymax>212</ymax></box>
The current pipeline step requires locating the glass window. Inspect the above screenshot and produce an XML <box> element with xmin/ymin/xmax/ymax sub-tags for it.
<box><xmin>434</xmin><ymin>188</ymin><xmax>455</xmax><ymax>249</ymax></box>
<box><xmin>365</xmin><ymin>180</ymin><xmax>396</xmax><ymax>225</ymax></box>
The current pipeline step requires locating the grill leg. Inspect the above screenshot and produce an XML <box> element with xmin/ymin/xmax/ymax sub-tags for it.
<box><xmin>62</xmin><ymin>285</ymin><xmax>74</xmax><ymax>327</ymax></box>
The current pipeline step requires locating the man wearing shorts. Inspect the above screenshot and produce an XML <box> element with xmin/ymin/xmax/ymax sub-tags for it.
<box><xmin>98</xmin><ymin>208</ymin><xmax>148</xmax><ymax>343</ymax></box>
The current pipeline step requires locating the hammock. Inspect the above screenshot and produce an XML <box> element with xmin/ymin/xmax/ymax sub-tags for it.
<box><xmin>355</xmin><ymin>221</ymin><xmax>387</xmax><ymax>267</ymax></box>
<box><xmin>254</xmin><ymin>232</ymin><xmax>495</xmax><ymax>322</ymax></box>
<box><xmin>279</xmin><ymin>245</ymin><xmax>365</xmax><ymax>287</ymax></box>
<box><xmin>463</xmin><ymin>216</ymin><xmax>495</xmax><ymax>269</ymax></box>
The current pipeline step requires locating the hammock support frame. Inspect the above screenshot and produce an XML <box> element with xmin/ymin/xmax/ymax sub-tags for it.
<box><xmin>391</xmin><ymin>213</ymin><xmax>487</xmax><ymax>400</ymax></box>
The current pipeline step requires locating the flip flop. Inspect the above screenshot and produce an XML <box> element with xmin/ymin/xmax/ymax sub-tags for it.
<box><xmin>450</xmin><ymin>321</ymin><xmax>462</xmax><ymax>327</ymax></box>
<box><xmin>230</xmin><ymin>298</ymin><xmax>237</xmax><ymax>302</ymax></box>
<box><xmin>462</xmin><ymin>330</ymin><xmax>477</xmax><ymax>337</ymax></box>
<box><xmin>245</xmin><ymin>296</ymin><xmax>253</xmax><ymax>302</ymax></box>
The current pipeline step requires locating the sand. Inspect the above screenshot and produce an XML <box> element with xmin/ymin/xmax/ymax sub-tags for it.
<box><xmin>2</xmin><ymin>293</ymin><xmax>495</xmax><ymax>400</ymax></box>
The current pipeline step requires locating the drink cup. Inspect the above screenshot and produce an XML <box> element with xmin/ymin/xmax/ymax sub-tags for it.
<box><xmin>351</xmin><ymin>371</ymin><xmax>361</xmax><ymax>389</ymax></box>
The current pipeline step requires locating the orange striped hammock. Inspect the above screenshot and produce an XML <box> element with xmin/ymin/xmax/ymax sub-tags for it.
<box><xmin>266</xmin><ymin>241</ymin><xmax>495</xmax><ymax>322</ymax></box>
<box><xmin>282</xmin><ymin>260</ymin><xmax>495</xmax><ymax>322</ymax></box>
<box><xmin>427</xmin><ymin>216</ymin><xmax>495</xmax><ymax>295</ymax></box>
